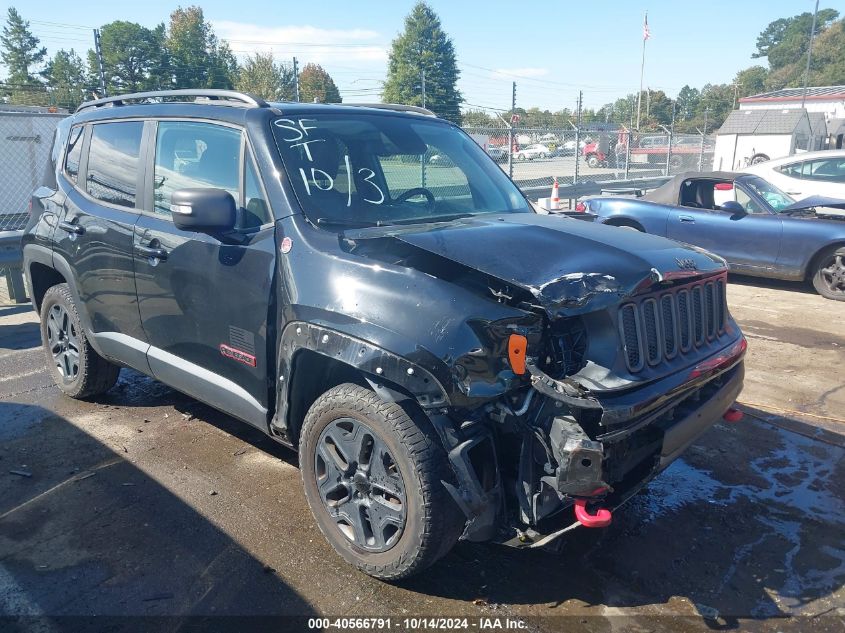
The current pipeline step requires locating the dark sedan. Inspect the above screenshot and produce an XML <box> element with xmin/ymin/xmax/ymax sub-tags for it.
<box><xmin>576</xmin><ymin>171</ymin><xmax>845</xmax><ymax>300</ymax></box>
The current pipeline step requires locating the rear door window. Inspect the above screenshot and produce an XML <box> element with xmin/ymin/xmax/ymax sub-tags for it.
<box><xmin>86</xmin><ymin>121</ymin><xmax>144</xmax><ymax>208</ymax></box>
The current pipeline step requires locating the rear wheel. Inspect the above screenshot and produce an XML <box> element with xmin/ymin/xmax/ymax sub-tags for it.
<box><xmin>812</xmin><ymin>245</ymin><xmax>845</xmax><ymax>301</ymax></box>
<box><xmin>40</xmin><ymin>283</ymin><xmax>120</xmax><ymax>398</ymax></box>
<box><xmin>587</xmin><ymin>155</ymin><xmax>599</xmax><ymax>168</ymax></box>
<box><xmin>299</xmin><ymin>383</ymin><xmax>463</xmax><ymax>580</ymax></box>
<box><xmin>750</xmin><ymin>153</ymin><xmax>770</xmax><ymax>165</ymax></box>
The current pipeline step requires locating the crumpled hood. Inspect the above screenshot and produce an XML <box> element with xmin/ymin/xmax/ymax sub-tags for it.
<box><xmin>347</xmin><ymin>213</ymin><xmax>726</xmax><ymax>316</ymax></box>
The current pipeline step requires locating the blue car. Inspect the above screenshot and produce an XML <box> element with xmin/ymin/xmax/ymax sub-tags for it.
<box><xmin>577</xmin><ymin>171</ymin><xmax>845</xmax><ymax>301</ymax></box>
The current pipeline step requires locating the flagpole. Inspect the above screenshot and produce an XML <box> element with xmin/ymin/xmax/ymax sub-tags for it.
<box><xmin>636</xmin><ymin>12</ymin><xmax>647</xmax><ymax>130</ymax></box>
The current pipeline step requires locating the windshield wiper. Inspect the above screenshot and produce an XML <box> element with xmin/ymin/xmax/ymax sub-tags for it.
<box><xmin>389</xmin><ymin>213</ymin><xmax>476</xmax><ymax>225</ymax></box>
<box><xmin>315</xmin><ymin>217</ymin><xmax>380</xmax><ymax>228</ymax></box>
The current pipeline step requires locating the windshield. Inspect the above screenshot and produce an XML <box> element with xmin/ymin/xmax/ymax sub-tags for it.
<box><xmin>271</xmin><ymin>113</ymin><xmax>531</xmax><ymax>227</ymax></box>
<box><xmin>738</xmin><ymin>174</ymin><xmax>795</xmax><ymax>212</ymax></box>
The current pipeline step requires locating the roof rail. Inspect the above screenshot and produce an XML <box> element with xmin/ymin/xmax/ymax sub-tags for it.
<box><xmin>343</xmin><ymin>103</ymin><xmax>437</xmax><ymax>117</ymax></box>
<box><xmin>75</xmin><ymin>89</ymin><xmax>269</xmax><ymax>113</ymax></box>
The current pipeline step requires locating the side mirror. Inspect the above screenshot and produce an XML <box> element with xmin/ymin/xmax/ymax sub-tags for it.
<box><xmin>170</xmin><ymin>188</ymin><xmax>236</xmax><ymax>233</ymax></box>
<box><xmin>721</xmin><ymin>201</ymin><xmax>747</xmax><ymax>215</ymax></box>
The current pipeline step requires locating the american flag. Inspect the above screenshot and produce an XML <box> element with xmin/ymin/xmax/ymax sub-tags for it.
<box><xmin>643</xmin><ymin>13</ymin><xmax>651</xmax><ymax>40</ymax></box>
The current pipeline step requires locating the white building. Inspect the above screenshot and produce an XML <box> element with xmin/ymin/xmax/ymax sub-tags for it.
<box><xmin>738</xmin><ymin>85</ymin><xmax>845</xmax><ymax>149</ymax></box>
<box><xmin>713</xmin><ymin>109</ymin><xmax>827</xmax><ymax>170</ymax></box>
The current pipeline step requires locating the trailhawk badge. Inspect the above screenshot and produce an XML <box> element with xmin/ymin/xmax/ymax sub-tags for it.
<box><xmin>676</xmin><ymin>257</ymin><xmax>698</xmax><ymax>270</ymax></box>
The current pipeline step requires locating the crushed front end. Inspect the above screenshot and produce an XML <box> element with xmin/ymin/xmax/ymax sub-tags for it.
<box><xmin>434</xmin><ymin>268</ymin><xmax>746</xmax><ymax>547</ymax></box>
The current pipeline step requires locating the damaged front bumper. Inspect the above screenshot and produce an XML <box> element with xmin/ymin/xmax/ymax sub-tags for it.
<box><xmin>438</xmin><ymin>337</ymin><xmax>746</xmax><ymax>548</ymax></box>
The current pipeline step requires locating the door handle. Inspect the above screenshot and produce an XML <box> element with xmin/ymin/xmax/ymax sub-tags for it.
<box><xmin>58</xmin><ymin>220</ymin><xmax>85</xmax><ymax>235</ymax></box>
<box><xmin>678</xmin><ymin>215</ymin><xmax>695</xmax><ymax>223</ymax></box>
<box><xmin>134</xmin><ymin>244</ymin><xmax>169</xmax><ymax>261</ymax></box>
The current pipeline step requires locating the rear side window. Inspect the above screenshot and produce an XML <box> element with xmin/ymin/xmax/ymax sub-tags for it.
<box><xmin>777</xmin><ymin>162</ymin><xmax>803</xmax><ymax>178</ymax></box>
<box><xmin>86</xmin><ymin>122</ymin><xmax>144</xmax><ymax>208</ymax></box>
<box><xmin>153</xmin><ymin>121</ymin><xmax>241</xmax><ymax>216</ymax></box>
<box><xmin>801</xmin><ymin>158</ymin><xmax>845</xmax><ymax>183</ymax></box>
<box><xmin>64</xmin><ymin>125</ymin><xmax>84</xmax><ymax>184</ymax></box>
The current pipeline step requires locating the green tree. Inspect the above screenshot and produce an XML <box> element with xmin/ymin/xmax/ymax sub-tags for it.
<box><xmin>167</xmin><ymin>6</ymin><xmax>237</xmax><ymax>89</ymax></box>
<box><xmin>87</xmin><ymin>21</ymin><xmax>169</xmax><ymax>94</ymax></box>
<box><xmin>1</xmin><ymin>7</ymin><xmax>47</xmax><ymax>103</ymax></box>
<box><xmin>807</xmin><ymin>18</ymin><xmax>845</xmax><ymax>85</ymax></box>
<box><xmin>733</xmin><ymin>66</ymin><xmax>768</xmax><ymax>99</ymax></box>
<box><xmin>753</xmin><ymin>9</ymin><xmax>839</xmax><ymax>70</ymax></box>
<box><xmin>236</xmin><ymin>52</ymin><xmax>295</xmax><ymax>100</ymax></box>
<box><xmin>42</xmin><ymin>49</ymin><xmax>87</xmax><ymax>110</ymax></box>
<box><xmin>645</xmin><ymin>90</ymin><xmax>673</xmax><ymax>126</ymax></box>
<box><xmin>461</xmin><ymin>109</ymin><xmax>498</xmax><ymax>126</ymax></box>
<box><xmin>676</xmin><ymin>86</ymin><xmax>700</xmax><ymax>122</ymax></box>
<box><xmin>382</xmin><ymin>2</ymin><xmax>462</xmax><ymax>123</ymax></box>
<box><xmin>298</xmin><ymin>63</ymin><xmax>341</xmax><ymax>103</ymax></box>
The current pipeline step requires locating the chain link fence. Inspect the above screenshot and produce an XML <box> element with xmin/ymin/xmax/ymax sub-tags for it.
<box><xmin>0</xmin><ymin>110</ymin><xmax>66</xmax><ymax>306</ymax></box>
<box><xmin>463</xmin><ymin>124</ymin><xmax>716</xmax><ymax>203</ymax></box>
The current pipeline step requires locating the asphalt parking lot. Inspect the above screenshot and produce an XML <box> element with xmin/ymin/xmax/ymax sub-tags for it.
<box><xmin>0</xmin><ymin>275</ymin><xmax>843</xmax><ymax>632</ymax></box>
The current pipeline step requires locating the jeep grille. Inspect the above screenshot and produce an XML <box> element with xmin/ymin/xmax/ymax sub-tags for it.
<box><xmin>619</xmin><ymin>273</ymin><xmax>728</xmax><ymax>373</ymax></box>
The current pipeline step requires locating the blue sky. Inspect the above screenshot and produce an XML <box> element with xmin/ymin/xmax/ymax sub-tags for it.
<box><xmin>6</xmin><ymin>1</ymin><xmax>835</xmax><ymax>112</ymax></box>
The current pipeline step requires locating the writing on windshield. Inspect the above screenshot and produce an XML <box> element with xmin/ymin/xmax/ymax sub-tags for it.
<box><xmin>273</xmin><ymin>118</ymin><xmax>385</xmax><ymax>206</ymax></box>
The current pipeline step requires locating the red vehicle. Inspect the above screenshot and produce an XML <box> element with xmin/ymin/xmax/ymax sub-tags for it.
<box><xmin>583</xmin><ymin>134</ymin><xmax>708</xmax><ymax>170</ymax></box>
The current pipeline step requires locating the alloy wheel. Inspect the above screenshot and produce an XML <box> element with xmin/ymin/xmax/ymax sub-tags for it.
<box><xmin>314</xmin><ymin>417</ymin><xmax>407</xmax><ymax>552</ymax></box>
<box><xmin>47</xmin><ymin>304</ymin><xmax>80</xmax><ymax>382</ymax></box>
<box><xmin>820</xmin><ymin>253</ymin><xmax>845</xmax><ymax>296</ymax></box>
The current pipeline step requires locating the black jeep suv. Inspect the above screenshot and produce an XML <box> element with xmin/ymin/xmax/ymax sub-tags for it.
<box><xmin>23</xmin><ymin>90</ymin><xmax>746</xmax><ymax>579</ymax></box>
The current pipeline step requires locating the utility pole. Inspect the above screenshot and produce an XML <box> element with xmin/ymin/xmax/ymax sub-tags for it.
<box><xmin>731</xmin><ymin>82</ymin><xmax>742</xmax><ymax>109</ymax></box>
<box><xmin>421</xmin><ymin>69</ymin><xmax>426</xmax><ymax>109</ymax></box>
<box><xmin>636</xmin><ymin>11</ymin><xmax>649</xmax><ymax>129</ymax></box>
<box><xmin>574</xmin><ymin>91</ymin><xmax>582</xmax><ymax>185</ymax></box>
<box><xmin>93</xmin><ymin>29</ymin><xmax>107</xmax><ymax>97</ymax></box>
<box><xmin>293</xmin><ymin>57</ymin><xmax>300</xmax><ymax>102</ymax></box>
<box><xmin>664</xmin><ymin>99</ymin><xmax>676</xmax><ymax>176</ymax></box>
<box><xmin>801</xmin><ymin>0</ymin><xmax>820</xmax><ymax>109</ymax></box>
<box><xmin>508</xmin><ymin>81</ymin><xmax>516</xmax><ymax>179</ymax></box>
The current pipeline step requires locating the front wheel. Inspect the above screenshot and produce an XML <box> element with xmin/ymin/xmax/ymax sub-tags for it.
<box><xmin>586</xmin><ymin>155</ymin><xmax>599</xmax><ymax>168</ymax></box>
<box><xmin>750</xmin><ymin>153</ymin><xmax>770</xmax><ymax>165</ymax></box>
<box><xmin>812</xmin><ymin>246</ymin><xmax>845</xmax><ymax>301</ymax></box>
<box><xmin>299</xmin><ymin>383</ymin><xmax>463</xmax><ymax>580</ymax></box>
<box><xmin>40</xmin><ymin>283</ymin><xmax>120</xmax><ymax>398</ymax></box>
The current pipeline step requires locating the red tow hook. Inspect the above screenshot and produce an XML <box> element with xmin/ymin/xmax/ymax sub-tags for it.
<box><xmin>574</xmin><ymin>498</ymin><xmax>612</xmax><ymax>528</ymax></box>
<box><xmin>723</xmin><ymin>406</ymin><xmax>743</xmax><ymax>423</ymax></box>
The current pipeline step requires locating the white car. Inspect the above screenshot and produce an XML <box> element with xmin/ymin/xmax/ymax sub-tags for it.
<box><xmin>741</xmin><ymin>149</ymin><xmax>845</xmax><ymax>200</ymax></box>
<box><xmin>513</xmin><ymin>143</ymin><xmax>549</xmax><ymax>161</ymax></box>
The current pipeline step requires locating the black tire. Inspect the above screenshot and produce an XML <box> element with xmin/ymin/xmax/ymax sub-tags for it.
<box><xmin>587</xmin><ymin>155</ymin><xmax>599</xmax><ymax>168</ymax></box>
<box><xmin>811</xmin><ymin>245</ymin><xmax>845</xmax><ymax>301</ymax></box>
<box><xmin>299</xmin><ymin>383</ymin><xmax>463</xmax><ymax>580</ymax></box>
<box><xmin>750</xmin><ymin>153</ymin><xmax>769</xmax><ymax>165</ymax></box>
<box><xmin>40</xmin><ymin>283</ymin><xmax>120</xmax><ymax>398</ymax></box>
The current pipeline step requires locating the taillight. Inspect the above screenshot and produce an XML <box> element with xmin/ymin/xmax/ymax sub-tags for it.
<box><xmin>574</xmin><ymin>201</ymin><xmax>587</xmax><ymax>212</ymax></box>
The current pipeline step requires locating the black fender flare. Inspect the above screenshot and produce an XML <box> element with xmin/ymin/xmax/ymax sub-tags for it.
<box><xmin>271</xmin><ymin>321</ymin><xmax>450</xmax><ymax>442</ymax></box>
<box><xmin>23</xmin><ymin>245</ymin><xmax>113</xmax><ymax>362</ymax></box>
